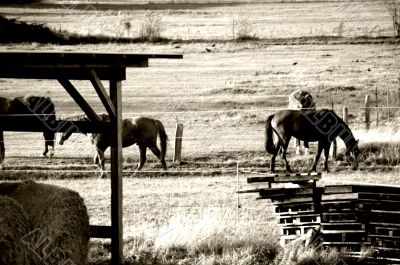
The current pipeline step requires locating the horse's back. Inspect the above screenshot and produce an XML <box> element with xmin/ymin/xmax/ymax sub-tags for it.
<box><xmin>272</xmin><ymin>109</ymin><xmax>335</xmax><ymax>141</ymax></box>
<box><xmin>123</xmin><ymin>117</ymin><xmax>159</xmax><ymax>146</ymax></box>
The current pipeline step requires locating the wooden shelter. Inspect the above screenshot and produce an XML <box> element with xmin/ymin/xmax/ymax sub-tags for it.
<box><xmin>0</xmin><ymin>51</ymin><xmax>182</xmax><ymax>264</ymax></box>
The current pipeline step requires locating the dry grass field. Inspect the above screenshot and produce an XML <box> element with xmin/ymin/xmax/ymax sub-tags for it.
<box><xmin>1</xmin><ymin>1</ymin><xmax>400</xmax><ymax>264</ymax></box>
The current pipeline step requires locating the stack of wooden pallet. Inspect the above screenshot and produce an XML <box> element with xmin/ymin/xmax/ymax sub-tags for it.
<box><xmin>242</xmin><ymin>173</ymin><xmax>400</xmax><ymax>261</ymax></box>
<box><xmin>323</xmin><ymin>184</ymin><xmax>400</xmax><ymax>258</ymax></box>
<box><xmin>246</xmin><ymin>173</ymin><xmax>322</xmax><ymax>246</ymax></box>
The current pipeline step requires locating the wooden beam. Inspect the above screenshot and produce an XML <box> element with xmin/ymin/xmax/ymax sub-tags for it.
<box><xmin>58</xmin><ymin>78</ymin><xmax>101</xmax><ymax>122</ymax></box>
<box><xmin>0</xmin><ymin>51</ymin><xmax>182</xmax><ymax>68</ymax></box>
<box><xmin>90</xmin><ymin>225</ymin><xmax>112</xmax><ymax>239</ymax></box>
<box><xmin>0</xmin><ymin>117</ymin><xmax>109</xmax><ymax>133</ymax></box>
<box><xmin>89</xmin><ymin>69</ymin><xmax>116</xmax><ymax>119</ymax></box>
<box><xmin>110</xmin><ymin>79</ymin><xmax>123</xmax><ymax>265</ymax></box>
<box><xmin>0</xmin><ymin>67</ymin><xmax>126</xmax><ymax>80</ymax></box>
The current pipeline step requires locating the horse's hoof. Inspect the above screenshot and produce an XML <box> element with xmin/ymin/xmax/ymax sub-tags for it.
<box><xmin>49</xmin><ymin>153</ymin><xmax>54</xmax><ymax>158</ymax></box>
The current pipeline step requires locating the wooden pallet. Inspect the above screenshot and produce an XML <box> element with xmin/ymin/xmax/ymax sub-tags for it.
<box><xmin>277</xmin><ymin>213</ymin><xmax>321</xmax><ymax>225</ymax></box>
<box><xmin>274</xmin><ymin>202</ymin><xmax>315</xmax><ymax>215</ymax></box>
<box><xmin>321</xmin><ymin>230</ymin><xmax>366</xmax><ymax>243</ymax></box>
<box><xmin>321</xmin><ymin>222</ymin><xmax>365</xmax><ymax>231</ymax></box>
<box><xmin>370</xmin><ymin>226</ymin><xmax>400</xmax><ymax>237</ymax></box>
<box><xmin>370</xmin><ymin>210</ymin><xmax>400</xmax><ymax>225</ymax></box>
<box><xmin>280</xmin><ymin>224</ymin><xmax>320</xmax><ymax>236</ymax></box>
<box><xmin>321</xmin><ymin>212</ymin><xmax>359</xmax><ymax>223</ymax></box>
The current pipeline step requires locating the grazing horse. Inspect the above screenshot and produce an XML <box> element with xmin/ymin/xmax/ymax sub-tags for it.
<box><xmin>265</xmin><ymin>109</ymin><xmax>360</xmax><ymax>173</ymax></box>
<box><xmin>59</xmin><ymin>114</ymin><xmax>168</xmax><ymax>177</ymax></box>
<box><xmin>0</xmin><ymin>96</ymin><xmax>56</xmax><ymax>169</ymax></box>
<box><xmin>288</xmin><ymin>90</ymin><xmax>316</xmax><ymax>155</ymax></box>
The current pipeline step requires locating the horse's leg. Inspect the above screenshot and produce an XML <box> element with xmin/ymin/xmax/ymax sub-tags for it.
<box><xmin>94</xmin><ymin>145</ymin><xmax>106</xmax><ymax>178</ymax></box>
<box><xmin>271</xmin><ymin>153</ymin><xmax>276</xmax><ymax>173</ymax></box>
<box><xmin>149</xmin><ymin>146</ymin><xmax>167</xmax><ymax>170</ymax></box>
<box><xmin>311</xmin><ymin>142</ymin><xmax>324</xmax><ymax>172</ymax></box>
<box><xmin>323</xmin><ymin>143</ymin><xmax>331</xmax><ymax>172</ymax></box>
<box><xmin>137</xmin><ymin>145</ymin><xmax>147</xmax><ymax>171</ymax></box>
<box><xmin>304</xmin><ymin>141</ymin><xmax>309</xmax><ymax>155</ymax></box>
<box><xmin>295</xmin><ymin>139</ymin><xmax>301</xmax><ymax>155</ymax></box>
<box><xmin>43</xmin><ymin>131</ymin><xmax>55</xmax><ymax>158</ymax></box>
<box><xmin>0</xmin><ymin>131</ymin><xmax>4</xmax><ymax>170</ymax></box>
<box><xmin>281</xmin><ymin>142</ymin><xmax>293</xmax><ymax>173</ymax></box>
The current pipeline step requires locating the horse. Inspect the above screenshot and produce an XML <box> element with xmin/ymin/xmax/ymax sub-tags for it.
<box><xmin>59</xmin><ymin>114</ymin><xmax>168</xmax><ymax>177</ymax></box>
<box><xmin>288</xmin><ymin>90</ymin><xmax>316</xmax><ymax>155</ymax></box>
<box><xmin>0</xmin><ymin>96</ymin><xmax>56</xmax><ymax>169</ymax></box>
<box><xmin>265</xmin><ymin>109</ymin><xmax>360</xmax><ymax>173</ymax></box>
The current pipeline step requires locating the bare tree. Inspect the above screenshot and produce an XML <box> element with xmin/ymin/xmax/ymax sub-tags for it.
<box><xmin>385</xmin><ymin>0</ymin><xmax>400</xmax><ymax>37</ymax></box>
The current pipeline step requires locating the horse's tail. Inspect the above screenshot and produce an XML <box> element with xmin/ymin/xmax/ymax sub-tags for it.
<box><xmin>265</xmin><ymin>114</ymin><xmax>276</xmax><ymax>154</ymax></box>
<box><xmin>154</xmin><ymin>119</ymin><xmax>168</xmax><ymax>160</ymax></box>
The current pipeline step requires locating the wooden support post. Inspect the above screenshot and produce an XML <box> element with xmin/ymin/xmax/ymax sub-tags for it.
<box><xmin>365</xmin><ymin>94</ymin><xmax>370</xmax><ymax>130</ymax></box>
<box><xmin>110</xmin><ymin>79</ymin><xmax>123</xmax><ymax>265</ymax></box>
<box><xmin>58</xmin><ymin>78</ymin><xmax>101</xmax><ymax>122</ymax></box>
<box><xmin>174</xmin><ymin>123</ymin><xmax>184</xmax><ymax>165</ymax></box>
<box><xmin>331</xmin><ymin>102</ymin><xmax>337</xmax><ymax>160</ymax></box>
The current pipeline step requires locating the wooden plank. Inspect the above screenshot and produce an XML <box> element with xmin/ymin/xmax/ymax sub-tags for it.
<box><xmin>247</xmin><ymin>172</ymin><xmax>321</xmax><ymax>184</ymax></box>
<box><xmin>90</xmin><ymin>225</ymin><xmax>112</xmax><ymax>238</ymax></box>
<box><xmin>321</xmin><ymin>223</ymin><xmax>365</xmax><ymax>230</ymax></box>
<box><xmin>370</xmin><ymin>234</ymin><xmax>400</xmax><ymax>241</ymax></box>
<box><xmin>322</xmin><ymin>193</ymin><xmax>359</xmax><ymax>201</ymax></box>
<box><xmin>58</xmin><ymin>78</ymin><xmax>101</xmax><ymax>122</ymax></box>
<box><xmin>359</xmin><ymin>192</ymin><xmax>400</xmax><ymax>202</ymax></box>
<box><xmin>0</xmin><ymin>118</ymin><xmax>109</xmax><ymax>133</ymax></box>
<box><xmin>0</xmin><ymin>51</ymin><xmax>182</xmax><ymax>68</ymax></box>
<box><xmin>110</xmin><ymin>79</ymin><xmax>123</xmax><ymax>265</ymax></box>
<box><xmin>321</xmin><ymin>212</ymin><xmax>359</xmax><ymax>223</ymax></box>
<box><xmin>89</xmin><ymin>69</ymin><xmax>116</xmax><ymax>119</ymax></box>
<box><xmin>274</xmin><ymin>202</ymin><xmax>315</xmax><ymax>215</ymax></box>
<box><xmin>281</xmin><ymin>225</ymin><xmax>320</xmax><ymax>236</ymax></box>
<box><xmin>0</xmin><ymin>67</ymin><xmax>126</xmax><ymax>80</ymax></box>
<box><xmin>324</xmin><ymin>184</ymin><xmax>400</xmax><ymax>195</ymax></box>
<box><xmin>272</xmin><ymin>196</ymin><xmax>314</xmax><ymax>204</ymax></box>
<box><xmin>277</xmin><ymin>214</ymin><xmax>321</xmax><ymax>225</ymax></box>
<box><xmin>324</xmin><ymin>185</ymin><xmax>354</xmax><ymax>194</ymax></box>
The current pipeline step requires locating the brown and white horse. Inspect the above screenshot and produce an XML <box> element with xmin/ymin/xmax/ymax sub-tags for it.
<box><xmin>0</xmin><ymin>96</ymin><xmax>56</xmax><ymax>169</ymax></box>
<box><xmin>59</xmin><ymin>114</ymin><xmax>168</xmax><ymax>177</ymax></box>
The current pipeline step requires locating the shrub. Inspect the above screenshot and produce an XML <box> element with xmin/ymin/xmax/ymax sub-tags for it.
<box><xmin>384</xmin><ymin>0</ymin><xmax>400</xmax><ymax>37</ymax></box>
<box><xmin>140</xmin><ymin>12</ymin><xmax>163</xmax><ymax>42</ymax></box>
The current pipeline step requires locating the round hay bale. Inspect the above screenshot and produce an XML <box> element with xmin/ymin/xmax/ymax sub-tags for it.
<box><xmin>0</xmin><ymin>195</ymin><xmax>31</xmax><ymax>265</ymax></box>
<box><xmin>0</xmin><ymin>181</ymin><xmax>90</xmax><ymax>265</ymax></box>
<box><xmin>288</xmin><ymin>90</ymin><xmax>316</xmax><ymax>111</ymax></box>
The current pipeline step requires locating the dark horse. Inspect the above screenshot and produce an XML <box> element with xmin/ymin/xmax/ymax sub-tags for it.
<box><xmin>59</xmin><ymin>114</ymin><xmax>168</xmax><ymax>177</ymax></box>
<box><xmin>0</xmin><ymin>96</ymin><xmax>56</xmax><ymax>169</ymax></box>
<box><xmin>265</xmin><ymin>109</ymin><xmax>360</xmax><ymax>173</ymax></box>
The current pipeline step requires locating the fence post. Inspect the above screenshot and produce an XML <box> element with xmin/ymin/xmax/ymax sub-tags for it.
<box><xmin>332</xmin><ymin>102</ymin><xmax>337</xmax><ymax>160</ymax></box>
<box><xmin>387</xmin><ymin>86</ymin><xmax>390</xmax><ymax>121</ymax></box>
<box><xmin>343</xmin><ymin>107</ymin><xmax>348</xmax><ymax>124</ymax></box>
<box><xmin>174</xmin><ymin>123</ymin><xmax>184</xmax><ymax>165</ymax></box>
<box><xmin>375</xmin><ymin>86</ymin><xmax>379</xmax><ymax>126</ymax></box>
<box><xmin>365</xmin><ymin>94</ymin><xmax>370</xmax><ymax>130</ymax></box>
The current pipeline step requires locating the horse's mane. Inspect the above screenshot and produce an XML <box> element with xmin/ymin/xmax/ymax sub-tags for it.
<box><xmin>63</xmin><ymin>114</ymin><xmax>88</xmax><ymax>121</ymax></box>
<box><xmin>62</xmin><ymin>113</ymin><xmax>110</xmax><ymax>122</ymax></box>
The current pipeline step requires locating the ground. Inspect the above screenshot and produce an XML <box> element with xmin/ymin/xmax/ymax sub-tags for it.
<box><xmin>0</xmin><ymin>1</ymin><xmax>400</xmax><ymax>264</ymax></box>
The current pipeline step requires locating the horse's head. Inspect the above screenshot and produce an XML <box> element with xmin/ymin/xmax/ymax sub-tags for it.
<box><xmin>345</xmin><ymin>139</ymin><xmax>361</xmax><ymax>170</ymax></box>
<box><xmin>58</xmin><ymin>130</ymin><xmax>73</xmax><ymax>145</ymax></box>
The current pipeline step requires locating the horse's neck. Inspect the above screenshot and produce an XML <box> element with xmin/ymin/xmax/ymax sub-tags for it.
<box><xmin>337</xmin><ymin>123</ymin><xmax>356</xmax><ymax>148</ymax></box>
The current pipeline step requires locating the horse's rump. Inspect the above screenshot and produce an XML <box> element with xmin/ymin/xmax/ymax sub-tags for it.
<box><xmin>265</xmin><ymin>114</ymin><xmax>279</xmax><ymax>154</ymax></box>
